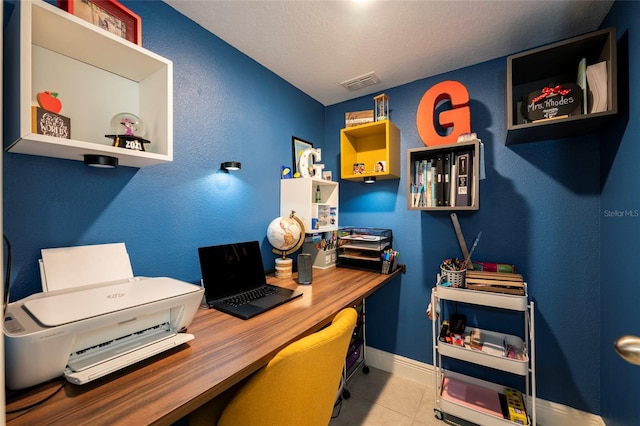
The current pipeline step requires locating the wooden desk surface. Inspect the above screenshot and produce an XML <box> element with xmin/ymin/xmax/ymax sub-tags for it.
<box><xmin>6</xmin><ymin>266</ymin><xmax>402</xmax><ymax>425</ymax></box>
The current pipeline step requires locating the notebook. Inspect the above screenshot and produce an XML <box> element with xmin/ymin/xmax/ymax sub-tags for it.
<box><xmin>198</xmin><ymin>241</ymin><xmax>302</xmax><ymax>320</ymax></box>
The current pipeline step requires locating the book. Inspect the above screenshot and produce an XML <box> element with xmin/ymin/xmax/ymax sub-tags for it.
<box><xmin>431</xmin><ymin>160</ymin><xmax>437</xmax><ymax>207</ymax></box>
<box><xmin>455</xmin><ymin>151</ymin><xmax>471</xmax><ymax>206</ymax></box>
<box><xmin>425</xmin><ymin>160</ymin><xmax>433</xmax><ymax>207</ymax></box>
<box><xmin>586</xmin><ymin>61</ymin><xmax>608</xmax><ymax>113</ymax></box>
<box><xmin>577</xmin><ymin>57</ymin><xmax>588</xmax><ymax>115</ymax></box>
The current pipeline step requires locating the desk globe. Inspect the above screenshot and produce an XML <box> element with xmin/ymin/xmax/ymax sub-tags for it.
<box><xmin>267</xmin><ymin>211</ymin><xmax>305</xmax><ymax>278</ymax></box>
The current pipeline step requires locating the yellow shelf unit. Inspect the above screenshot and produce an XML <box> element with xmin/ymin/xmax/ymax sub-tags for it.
<box><xmin>340</xmin><ymin>120</ymin><xmax>400</xmax><ymax>181</ymax></box>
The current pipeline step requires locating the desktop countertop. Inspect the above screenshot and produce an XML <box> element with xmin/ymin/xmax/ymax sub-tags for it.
<box><xmin>6</xmin><ymin>266</ymin><xmax>403</xmax><ymax>425</ymax></box>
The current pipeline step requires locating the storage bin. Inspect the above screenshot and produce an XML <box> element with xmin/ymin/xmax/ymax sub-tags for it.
<box><xmin>441</xmin><ymin>266</ymin><xmax>466</xmax><ymax>288</ymax></box>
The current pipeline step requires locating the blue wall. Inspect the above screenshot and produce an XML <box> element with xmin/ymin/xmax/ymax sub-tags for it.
<box><xmin>327</xmin><ymin>60</ymin><xmax>602</xmax><ymax>412</ymax></box>
<box><xmin>3</xmin><ymin>0</ymin><xmax>637</xmax><ymax>422</ymax></box>
<box><xmin>599</xmin><ymin>2</ymin><xmax>640</xmax><ymax>425</ymax></box>
<box><xmin>3</xmin><ymin>0</ymin><xmax>324</xmax><ymax>301</ymax></box>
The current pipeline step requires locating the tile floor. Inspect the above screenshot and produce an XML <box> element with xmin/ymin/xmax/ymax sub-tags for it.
<box><xmin>330</xmin><ymin>367</ymin><xmax>443</xmax><ymax>426</ymax></box>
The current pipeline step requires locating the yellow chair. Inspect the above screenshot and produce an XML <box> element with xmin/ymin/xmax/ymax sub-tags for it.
<box><xmin>190</xmin><ymin>307</ymin><xmax>358</xmax><ymax>426</ymax></box>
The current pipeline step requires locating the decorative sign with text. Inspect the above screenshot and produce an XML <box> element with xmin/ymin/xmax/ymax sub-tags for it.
<box><xmin>523</xmin><ymin>83</ymin><xmax>582</xmax><ymax>122</ymax></box>
<box><xmin>31</xmin><ymin>106</ymin><xmax>71</xmax><ymax>139</ymax></box>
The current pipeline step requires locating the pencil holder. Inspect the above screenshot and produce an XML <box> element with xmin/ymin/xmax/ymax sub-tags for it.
<box><xmin>382</xmin><ymin>257</ymin><xmax>397</xmax><ymax>274</ymax></box>
<box><xmin>441</xmin><ymin>266</ymin><xmax>466</xmax><ymax>288</ymax></box>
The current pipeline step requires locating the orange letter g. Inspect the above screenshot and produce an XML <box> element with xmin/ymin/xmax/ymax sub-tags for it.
<box><xmin>416</xmin><ymin>80</ymin><xmax>471</xmax><ymax>146</ymax></box>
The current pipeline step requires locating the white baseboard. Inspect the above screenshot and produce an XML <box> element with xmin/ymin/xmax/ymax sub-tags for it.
<box><xmin>364</xmin><ymin>346</ymin><xmax>605</xmax><ymax>426</ymax></box>
<box><xmin>365</xmin><ymin>346</ymin><xmax>434</xmax><ymax>384</ymax></box>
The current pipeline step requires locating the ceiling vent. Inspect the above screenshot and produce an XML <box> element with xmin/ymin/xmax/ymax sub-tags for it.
<box><xmin>340</xmin><ymin>72</ymin><xmax>381</xmax><ymax>92</ymax></box>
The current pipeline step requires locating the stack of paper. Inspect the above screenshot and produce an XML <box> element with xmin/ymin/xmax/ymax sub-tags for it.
<box><xmin>586</xmin><ymin>61</ymin><xmax>608</xmax><ymax>113</ymax></box>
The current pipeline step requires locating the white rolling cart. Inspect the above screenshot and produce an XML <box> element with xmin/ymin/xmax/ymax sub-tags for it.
<box><xmin>431</xmin><ymin>276</ymin><xmax>536</xmax><ymax>425</ymax></box>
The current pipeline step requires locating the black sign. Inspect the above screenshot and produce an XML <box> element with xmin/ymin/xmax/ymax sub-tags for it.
<box><xmin>523</xmin><ymin>83</ymin><xmax>582</xmax><ymax>122</ymax></box>
<box><xmin>32</xmin><ymin>106</ymin><xmax>71</xmax><ymax>139</ymax></box>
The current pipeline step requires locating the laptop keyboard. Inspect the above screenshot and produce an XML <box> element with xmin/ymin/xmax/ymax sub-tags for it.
<box><xmin>222</xmin><ymin>285</ymin><xmax>277</xmax><ymax>307</ymax></box>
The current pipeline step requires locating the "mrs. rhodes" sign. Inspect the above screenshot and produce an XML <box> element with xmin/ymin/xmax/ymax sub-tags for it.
<box><xmin>523</xmin><ymin>83</ymin><xmax>582</xmax><ymax>122</ymax></box>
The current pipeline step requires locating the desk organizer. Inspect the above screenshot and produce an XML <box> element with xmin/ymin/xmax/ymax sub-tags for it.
<box><xmin>336</xmin><ymin>227</ymin><xmax>394</xmax><ymax>273</ymax></box>
<box><xmin>302</xmin><ymin>231</ymin><xmax>338</xmax><ymax>269</ymax></box>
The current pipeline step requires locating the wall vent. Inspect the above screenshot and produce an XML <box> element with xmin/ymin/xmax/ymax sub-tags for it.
<box><xmin>340</xmin><ymin>72</ymin><xmax>380</xmax><ymax>92</ymax></box>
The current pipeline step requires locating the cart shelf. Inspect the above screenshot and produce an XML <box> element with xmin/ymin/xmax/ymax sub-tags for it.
<box><xmin>437</xmin><ymin>283</ymin><xmax>529</xmax><ymax>311</ymax></box>
<box><xmin>438</xmin><ymin>328</ymin><xmax>529</xmax><ymax>375</ymax></box>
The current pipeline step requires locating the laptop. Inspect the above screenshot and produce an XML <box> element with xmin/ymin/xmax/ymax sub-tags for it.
<box><xmin>198</xmin><ymin>241</ymin><xmax>302</xmax><ymax>320</ymax></box>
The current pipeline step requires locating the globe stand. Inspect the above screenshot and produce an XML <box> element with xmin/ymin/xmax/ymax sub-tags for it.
<box><xmin>268</xmin><ymin>211</ymin><xmax>306</xmax><ymax>279</ymax></box>
<box><xmin>275</xmin><ymin>258</ymin><xmax>293</xmax><ymax>279</ymax></box>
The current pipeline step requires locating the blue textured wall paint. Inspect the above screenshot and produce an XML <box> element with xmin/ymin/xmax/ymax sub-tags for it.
<box><xmin>3</xmin><ymin>0</ymin><xmax>637</xmax><ymax>420</ymax></box>
<box><xmin>3</xmin><ymin>0</ymin><xmax>324</xmax><ymax>302</ymax></box>
<box><xmin>599</xmin><ymin>2</ymin><xmax>640</xmax><ymax>425</ymax></box>
<box><xmin>327</xmin><ymin>57</ymin><xmax>602</xmax><ymax>413</ymax></box>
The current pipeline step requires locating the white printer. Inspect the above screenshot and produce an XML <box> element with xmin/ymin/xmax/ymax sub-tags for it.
<box><xmin>3</xmin><ymin>243</ymin><xmax>204</xmax><ymax>390</ymax></box>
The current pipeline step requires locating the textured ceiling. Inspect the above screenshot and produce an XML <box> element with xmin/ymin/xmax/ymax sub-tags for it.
<box><xmin>164</xmin><ymin>0</ymin><xmax>614</xmax><ymax>106</ymax></box>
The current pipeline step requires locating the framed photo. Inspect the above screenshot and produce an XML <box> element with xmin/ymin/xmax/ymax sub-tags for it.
<box><xmin>291</xmin><ymin>136</ymin><xmax>313</xmax><ymax>176</ymax></box>
<box><xmin>323</xmin><ymin>171</ymin><xmax>332</xmax><ymax>181</ymax></box>
<box><xmin>58</xmin><ymin>0</ymin><xmax>142</xmax><ymax>46</ymax></box>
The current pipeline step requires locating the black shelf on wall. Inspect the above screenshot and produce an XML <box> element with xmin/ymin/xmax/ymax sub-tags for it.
<box><xmin>506</xmin><ymin>27</ymin><xmax>617</xmax><ymax>145</ymax></box>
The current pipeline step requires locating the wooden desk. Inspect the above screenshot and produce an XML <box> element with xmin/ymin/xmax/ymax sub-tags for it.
<box><xmin>6</xmin><ymin>267</ymin><xmax>402</xmax><ymax>425</ymax></box>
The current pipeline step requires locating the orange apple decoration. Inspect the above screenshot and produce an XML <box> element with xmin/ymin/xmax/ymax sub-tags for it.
<box><xmin>37</xmin><ymin>91</ymin><xmax>62</xmax><ymax>114</ymax></box>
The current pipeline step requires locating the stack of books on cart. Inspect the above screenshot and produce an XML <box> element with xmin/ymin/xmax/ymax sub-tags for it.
<box><xmin>465</xmin><ymin>271</ymin><xmax>525</xmax><ymax>296</ymax></box>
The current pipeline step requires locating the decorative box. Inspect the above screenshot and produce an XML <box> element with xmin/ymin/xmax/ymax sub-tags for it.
<box><xmin>345</xmin><ymin>110</ymin><xmax>374</xmax><ymax>127</ymax></box>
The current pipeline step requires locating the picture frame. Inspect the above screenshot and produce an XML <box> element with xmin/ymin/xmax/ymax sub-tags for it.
<box><xmin>291</xmin><ymin>136</ymin><xmax>313</xmax><ymax>176</ymax></box>
<box><xmin>58</xmin><ymin>0</ymin><xmax>142</xmax><ymax>46</ymax></box>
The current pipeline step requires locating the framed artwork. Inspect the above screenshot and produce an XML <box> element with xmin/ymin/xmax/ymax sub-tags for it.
<box><xmin>58</xmin><ymin>0</ymin><xmax>142</xmax><ymax>45</ymax></box>
<box><xmin>291</xmin><ymin>136</ymin><xmax>313</xmax><ymax>175</ymax></box>
<box><xmin>323</xmin><ymin>171</ymin><xmax>332</xmax><ymax>181</ymax></box>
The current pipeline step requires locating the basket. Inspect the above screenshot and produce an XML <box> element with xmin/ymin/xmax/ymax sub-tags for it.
<box><xmin>440</xmin><ymin>266</ymin><xmax>466</xmax><ymax>288</ymax></box>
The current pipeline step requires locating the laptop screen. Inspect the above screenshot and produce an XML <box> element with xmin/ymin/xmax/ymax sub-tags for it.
<box><xmin>198</xmin><ymin>241</ymin><xmax>268</xmax><ymax>301</ymax></box>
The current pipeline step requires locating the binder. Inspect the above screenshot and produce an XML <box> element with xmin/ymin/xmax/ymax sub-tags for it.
<box><xmin>443</xmin><ymin>152</ymin><xmax>451</xmax><ymax>206</ymax></box>
<box><xmin>455</xmin><ymin>151</ymin><xmax>471</xmax><ymax>206</ymax></box>
<box><xmin>435</xmin><ymin>154</ymin><xmax>444</xmax><ymax>206</ymax></box>
<box><xmin>449</xmin><ymin>160</ymin><xmax>457</xmax><ymax>208</ymax></box>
